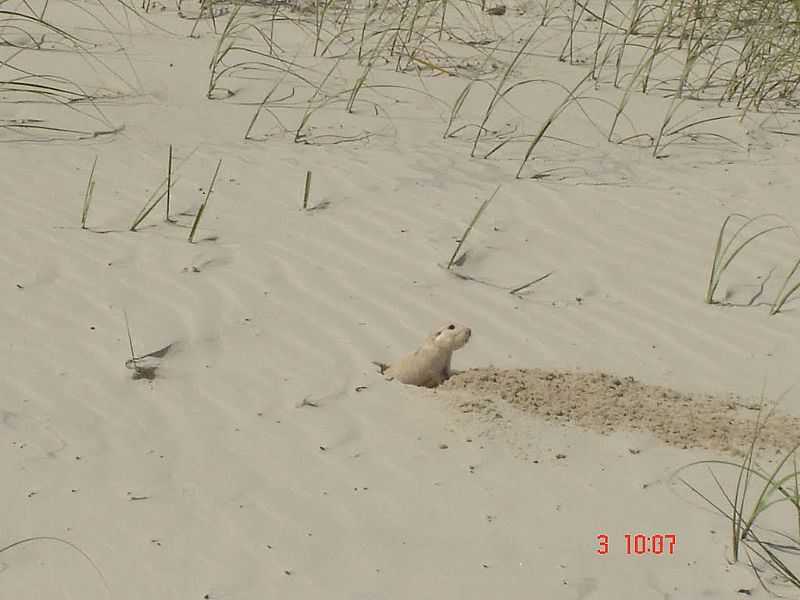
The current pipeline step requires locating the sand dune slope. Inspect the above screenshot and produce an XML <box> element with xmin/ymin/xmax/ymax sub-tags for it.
<box><xmin>3</xmin><ymin>1</ymin><xmax>800</xmax><ymax>598</ymax></box>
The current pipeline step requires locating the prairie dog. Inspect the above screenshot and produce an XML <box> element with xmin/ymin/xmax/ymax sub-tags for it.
<box><xmin>373</xmin><ymin>323</ymin><xmax>472</xmax><ymax>388</ymax></box>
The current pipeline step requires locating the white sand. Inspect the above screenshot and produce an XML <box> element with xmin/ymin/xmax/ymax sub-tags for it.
<box><xmin>2</xmin><ymin>0</ymin><xmax>800</xmax><ymax>597</ymax></box>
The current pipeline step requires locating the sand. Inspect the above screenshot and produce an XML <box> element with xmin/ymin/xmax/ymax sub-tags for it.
<box><xmin>441</xmin><ymin>367</ymin><xmax>800</xmax><ymax>453</ymax></box>
<box><xmin>3</xmin><ymin>0</ymin><xmax>800</xmax><ymax>598</ymax></box>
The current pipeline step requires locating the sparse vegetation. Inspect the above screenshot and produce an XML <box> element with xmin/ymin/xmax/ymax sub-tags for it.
<box><xmin>124</xmin><ymin>310</ymin><xmax>155</xmax><ymax>380</ymax></box>
<box><xmin>771</xmin><ymin>257</ymin><xmax>800</xmax><ymax>315</ymax></box>
<box><xmin>189</xmin><ymin>158</ymin><xmax>222</xmax><ymax>243</ymax></box>
<box><xmin>0</xmin><ymin>1</ymin><xmax>133</xmax><ymax>142</ymax></box>
<box><xmin>705</xmin><ymin>213</ymin><xmax>792</xmax><ymax>305</ymax></box>
<box><xmin>80</xmin><ymin>156</ymin><xmax>97</xmax><ymax>230</ymax></box>
<box><xmin>5</xmin><ymin>0</ymin><xmax>800</xmax><ymax>596</ymax></box>
<box><xmin>194</xmin><ymin>0</ymin><xmax>800</xmax><ymax>173</ymax></box>
<box><xmin>302</xmin><ymin>169</ymin><xmax>312</xmax><ymax>210</ymax></box>
<box><xmin>679</xmin><ymin>398</ymin><xmax>800</xmax><ymax>595</ymax></box>
<box><xmin>703</xmin><ymin>212</ymin><xmax>800</xmax><ymax>313</ymax></box>
<box><xmin>0</xmin><ymin>536</ymin><xmax>109</xmax><ymax>592</ymax></box>
<box><xmin>131</xmin><ymin>145</ymin><xmax>199</xmax><ymax>231</ymax></box>
<box><xmin>447</xmin><ymin>184</ymin><xmax>500</xmax><ymax>270</ymax></box>
<box><xmin>165</xmin><ymin>144</ymin><xmax>174</xmax><ymax>223</ymax></box>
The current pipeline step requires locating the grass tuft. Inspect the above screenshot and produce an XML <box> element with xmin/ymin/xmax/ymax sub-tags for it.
<box><xmin>124</xmin><ymin>310</ymin><xmax>152</xmax><ymax>380</ymax></box>
<box><xmin>705</xmin><ymin>213</ymin><xmax>791</xmax><ymax>305</ymax></box>
<box><xmin>678</xmin><ymin>392</ymin><xmax>800</xmax><ymax>593</ymax></box>
<box><xmin>771</xmin><ymin>257</ymin><xmax>800</xmax><ymax>315</ymax></box>
<box><xmin>131</xmin><ymin>146</ymin><xmax>199</xmax><ymax>232</ymax></box>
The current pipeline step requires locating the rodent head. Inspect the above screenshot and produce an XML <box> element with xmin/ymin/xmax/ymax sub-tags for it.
<box><xmin>432</xmin><ymin>323</ymin><xmax>471</xmax><ymax>351</ymax></box>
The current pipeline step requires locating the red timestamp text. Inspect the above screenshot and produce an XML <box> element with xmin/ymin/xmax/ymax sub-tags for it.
<box><xmin>596</xmin><ymin>533</ymin><xmax>677</xmax><ymax>555</ymax></box>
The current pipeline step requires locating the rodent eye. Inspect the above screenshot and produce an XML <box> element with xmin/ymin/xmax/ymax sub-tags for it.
<box><xmin>447</xmin><ymin>324</ymin><xmax>455</xmax><ymax>330</ymax></box>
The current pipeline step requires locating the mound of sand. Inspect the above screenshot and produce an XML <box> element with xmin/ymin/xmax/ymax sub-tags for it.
<box><xmin>440</xmin><ymin>368</ymin><xmax>800</xmax><ymax>453</ymax></box>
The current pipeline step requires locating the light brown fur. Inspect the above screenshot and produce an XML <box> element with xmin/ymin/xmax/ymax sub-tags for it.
<box><xmin>373</xmin><ymin>323</ymin><xmax>471</xmax><ymax>388</ymax></box>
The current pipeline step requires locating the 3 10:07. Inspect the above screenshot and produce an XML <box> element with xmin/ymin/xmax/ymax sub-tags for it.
<box><xmin>596</xmin><ymin>533</ymin><xmax>677</xmax><ymax>555</ymax></box>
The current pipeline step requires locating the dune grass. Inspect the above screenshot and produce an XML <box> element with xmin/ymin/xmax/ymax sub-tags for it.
<box><xmin>5</xmin><ymin>0</ymin><xmax>791</xmax><ymax>164</ymax></box>
<box><xmin>0</xmin><ymin>536</ymin><xmax>109</xmax><ymax>593</ymax></box>
<box><xmin>80</xmin><ymin>156</ymin><xmax>98</xmax><ymax>230</ymax></box>
<box><xmin>771</xmin><ymin>257</ymin><xmax>800</xmax><ymax>315</ymax></box>
<box><xmin>515</xmin><ymin>70</ymin><xmax>593</xmax><ymax>178</ymax></box>
<box><xmin>131</xmin><ymin>169</ymin><xmax>178</xmax><ymax>231</ymax></box>
<box><xmin>704</xmin><ymin>213</ymin><xmax>791</xmax><ymax>305</ymax></box>
<box><xmin>189</xmin><ymin>159</ymin><xmax>223</xmax><ymax>243</ymax></box>
<box><xmin>165</xmin><ymin>144</ymin><xmax>174</xmax><ymax>223</ymax></box>
<box><xmin>131</xmin><ymin>145</ymin><xmax>199</xmax><ymax>231</ymax></box>
<box><xmin>469</xmin><ymin>26</ymin><xmax>542</xmax><ymax>158</ymax></box>
<box><xmin>196</xmin><ymin>0</ymin><xmax>800</xmax><ymax>170</ymax></box>
<box><xmin>678</xmin><ymin>396</ymin><xmax>800</xmax><ymax>593</ymax></box>
<box><xmin>302</xmin><ymin>169</ymin><xmax>312</xmax><ymax>210</ymax></box>
<box><xmin>123</xmin><ymin>309</ymin><xmax>145</xmax><ymax>379</ymax></box>
<box><xmin>447</xmin><ymin>184</ymin><xmax>500</xmax><ymax>270</ymax></box>
<box><xmin>7</xmin><ymin>0</ymin><xmax>800</xmax><ymax>592</ymax></box>
<box><xmin>509</xmin><ymin>270</ymin><xmax>554</xmax><ymax>296</ymax></box>
<box><xmin>0</xmin><ymin>1</ymin><xmax>136</xmax><ymax>142</ymax></box>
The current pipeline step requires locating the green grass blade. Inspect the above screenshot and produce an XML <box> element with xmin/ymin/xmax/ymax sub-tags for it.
<box><xmin>80</xmin><ymin>156</ymin><xmax>97</xmax><ymax>229</ymax></box>
<box><xmin>189</xmin><ymin>159</ymin><xmax>222</xmax><ymax>243</ymax></box>
<box><xmin>447</xmin><ymin>185</ymin><xmax>500</xmax><ymax>270</ymax></box>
